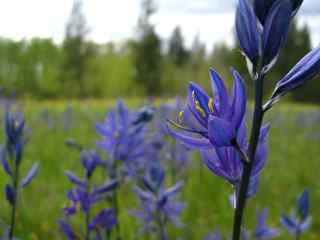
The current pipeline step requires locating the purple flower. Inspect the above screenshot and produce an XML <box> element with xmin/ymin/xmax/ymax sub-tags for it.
<box><xmin>255</xmin><ymin>209</ymin><xmax>279</xmax><ymax>239</ymax></box>
<box><xmin>266</xmin><ymin>47</ymin><xmax>320</xmax><ymax>110</ymax></box>
<box><xmin>132</xmin><ymin>164</ymin><xmax>185</xmax><ymax>236</ymax></box>
<box><xmin>280</xmin><ymin>189</ymin><xmax>311</xmax><ymax>237</ymax></box>
<box><xmin>236</xmin><ymin>0</ymin><xmax>260</xmax><ymax>67</ymax></box>
<box><xmin>167</xmin><ymin>68</ymin><xmax>247</xmax><ymax>149</ymax></box>
<box><xmin>201</xmin><ymin>123</ymin><xmax>270</xmax><ymax>198</ymax></box>
<box><xmin>89</xmin><ymin>209</ymin><xmax>117</xmax><ymax>231</ymax></box>
<box><xmin>96</xmin><ymin>100</ymin><xmax>151</xmax><ymax>177</ymax></box>
<box><xmin>80</xmin><ymin>150</ymin><xmax>102</xmax><ymax>179</ymax></box>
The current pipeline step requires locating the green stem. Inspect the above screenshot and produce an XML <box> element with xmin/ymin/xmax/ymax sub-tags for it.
<box><xmin>232</xmin><ymin>74</ymin><xmax>265</xmax><ymax>240</ymax></box>
<box><xmin>9</xmin><ymin>155</ymin><xmax>20</xmax><ymax>240</ymax></box>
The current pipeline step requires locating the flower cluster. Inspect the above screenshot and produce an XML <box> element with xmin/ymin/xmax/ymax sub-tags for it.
<box><xmin>281</xmin><ymin>189</ymin><xmax>311</xmax><ymax>238</ymax></box>
<box><xmin>96</xmin><ymin>100</ymin><xmax>154</xmax><ymax>179</ymax></box>
<box><xmin>1</xmin><ymin>111</ymin><xmax>38</xmax><ymax>239</ymax></box>
<box><xmin>60</xmin><ymin>150</ymin><xmax>118</xmax><ymax>240</ymax></box>
<box><xmin>131</xmin><ymin>162</ymin><xmax>185</xmax><ymax>239</ymax></box>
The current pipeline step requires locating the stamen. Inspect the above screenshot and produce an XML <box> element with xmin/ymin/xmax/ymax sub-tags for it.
<box><xmin>208</xmin><ymin>98</ymin><xmax>214</xmax><ymax>113</ymax></box>
<box><xmin>192</xmin><ymin>91</ymin><xmax>206</xmax><ymax>118</ymax></box>
<box><xmin>178</xmin><ymin>111</ymin><xmax>184</xmax><ymax>122</ymax></box>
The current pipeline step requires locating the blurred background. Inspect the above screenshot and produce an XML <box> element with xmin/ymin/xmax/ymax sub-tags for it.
<box><xmin>0</xmin><ymin>0</ymin><xmax>318</xmax><ymax>101</ymax></box>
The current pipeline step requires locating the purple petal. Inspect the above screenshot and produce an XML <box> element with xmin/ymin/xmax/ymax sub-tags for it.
<box><xmin>201</xmin><ymin>149</ymin><xmax>233</xmax><ymax>182</ymax></box>
<box><xmin>280</xmin><ymin>215</ymin><xmax>299</xmax><ymax>235</ymax></box>
<box><xmin>163</xmin><ymin>181</ymin><xmax>184</xmax><ymax>199</ymax></box>
<box><xmin>65</xmin><ymin>171</ymin><xmax>86</xmax><ymax>188</ymax></box>
<box><xmin>166</xmin><ymin>124</ymin><xmax>212</xmax><ymax>149</ymax></box>
<box><xmin>21</xmin><ymin>162</ymin><xmax>39</xmax><ymax>187</ymax></box>
<box><xmin>209</xmin><ymin>69</ymin><xmax>230</xmax><ymax>117</ymax></box>
<box><xmin>1</xmin><ymin>149</ymin><xmax>12</xmax><ymax>176</ymax></box>
<box><xmin>262</xmin><ymin>0</ymin><xmax>292</xmax><ymax>68</ymax></box>
<box><xmin>89</xmin><ymin>209</ymin><xmax>117</xmax><ymax>231</ymax></box>
<box><xmin>58</xmin><ymin>220</ymin><xmax>77</xmax><ymax>240</ymax></box>
<box><xmin>270</xmin><ymin>47</ymin><xmax>320</xmax><ymax>106</ymax></box>
<box><xmin>94</xmin><ymin>180</ymin><xmax>118</xmax><ymax>195</ymax></box>
<box><xmin>208</xmin><ymin>116</ymin><xmax>235</xmax><ymax>147</ymax></box>
<box><xmin>187</xmin><ymin>82</ymin><xmax>210</xmax><ymax>126</ymax></box>
<box><xmin>5</xmin><ymin>184</ymin><xmax>15</xmax><ymax>205</ymax></box>
<box><xmin>231</xmin><ymin>69</ymin><xmax>247</xmax><ymax>129</ymax></box>
<box><xmin>235</xmin><ymin>0</ymin><xmax>260</xmax><ymax>65</ymax></box>
<box><xmin>297</xmin><ymin>189</ymin><xmax>309</xmax><ymax>220</ymax></box>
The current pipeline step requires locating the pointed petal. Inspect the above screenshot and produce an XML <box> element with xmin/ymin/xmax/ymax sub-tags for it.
<box><xmin>187</xmin><ymin>82</ymin><xmax>210</xmax><ymax>126</ymax></box>
<box><xmin>208</xmin><ymin>116</ymin><xmax>235</xmax><ymax>147</ymax></box>
<box><xmin>271</xmin><ymin>47</ymin><xmax>320</xmax><ymax>103</ymax></box>
<box><xmin>166</xmin><ymin>124</ymin><xmax>211</xmax><ymax>149</ymax></box>
<box><xmin>252</xmin><ymin>124</ymin><xmax>271</xmax><ymax>176</ymax></box>
<box><xmin>262</xmin><ymin>0</ymin><xmax>292</xmax><ymax>68</ymax></box>
<box><xmin>163</xmin><ymin>181</ymin><xmax>184</xmax><ymax>199</ymax></box>
<box><xmin>209</xmin><ymin>69</ymin><xmax>230</xmax><ymax>116</ymax></box>
<box><xmin>231</xmin><ymin>69</ymin><xmax>247</xmax><ymax>129</ymax></box>
<box><xmin>201</xmin><ymin>149</ymin><xmax>232</xmax><ymax>181</ymax></box>
<box><xmin>297</xmin><ymin>189</ymin><xmax>309</xmax><ymax>220</ymax></box>
<box><xmin>236</xmin><ymin>0</ymin><xmax>260</xmax><ymax>65</ymax></box>
<box><xmin>1</xmin><ymin>148</ymin><xmax>12</xmax><ymax>176</ymax></box>
<box><xmin>21</xmin><ymin>162</ymin><xmax>39</xmax><ymax>187</ymax></box>
<box><xmin>65</xmin><ymin>171</ymin><xmax>86</xmax><ymax>188</ymax></box>
<box><xmin>94</xmin><ymin>180</ymin><xmax>118</xmax><ymax>195</ymax></box>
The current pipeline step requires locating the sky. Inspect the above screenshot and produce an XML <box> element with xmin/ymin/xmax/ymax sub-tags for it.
<box><xmin>0</xmin><ymin>0</ymin><xmax>318</xmax><ymax>51</ymax></box>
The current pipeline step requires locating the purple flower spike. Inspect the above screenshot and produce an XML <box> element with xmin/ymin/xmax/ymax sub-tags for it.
<box><xmin>236</xmin><ymin>0</ymin><xmax>260</xmax><ymax>67</ymax></box>
<box><xmin>280</xmin><ymin>189</ymin><xmax>312</xmax><ymax>237</ymax></box>
<box><xmin>255</xmin><ymin>209</ymin><xmax>279</xmax><ymax>239</ymax></box>
<box><xmin>21</xmin><ymin>162</ymin><xmax>39</xmax><ymax>187</ymax></box>
<box><xmin>262</xmin><ymin>0</ymin><xmax>292</xmax><ymax>71</ymax></box>
<box><xmin>266</xmin><ymin>47</ymin><xmax>320</xmax><ymax>110</ymax></box>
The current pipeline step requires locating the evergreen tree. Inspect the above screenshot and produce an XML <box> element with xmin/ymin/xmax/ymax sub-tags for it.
<box><xmin>133</xmin><ymin>0</ymin><xmax>162</xmax><ymax>95</ymax></box>
<box><xmin>60</xmin><ymin>0</ymin><xmax>93</xmax><ymax>98</ymax></box>
<box><xmin>168</xmin><ymin>26</ymin><xmax>189</xmax><ymax>66</ymax></box>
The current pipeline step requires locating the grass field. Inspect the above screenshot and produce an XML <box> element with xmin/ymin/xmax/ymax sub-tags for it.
<box><xmin>0</xmin><ymin>99</ymin><xmax>319</xmax><ymax>240</ymax></box>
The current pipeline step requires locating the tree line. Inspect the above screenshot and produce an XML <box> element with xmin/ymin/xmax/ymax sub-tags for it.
<box><xmin>0</xmin><ymin>0</ymin><xmax>318</xmax><ymax>103</ymax></box>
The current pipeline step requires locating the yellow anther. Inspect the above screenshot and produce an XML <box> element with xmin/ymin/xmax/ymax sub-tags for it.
<box><xmin>208</xmin><ymin>98</ymin><xmax>214</xmax><ymax>113</ymax></box>
<box><xmin>192</xmin><ymin>90</ymin><xmax>206</xmax><ymax>118</ymax></box>
<box><xmin>178</xmin><ymin>111</ymin><xmax>184</xmax><ymax>122</ymax></box>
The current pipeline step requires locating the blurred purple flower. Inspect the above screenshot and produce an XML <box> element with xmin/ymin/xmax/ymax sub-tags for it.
<box><xmin>255</xmin><ymin>209</ymin><xmax>279</xmax><ymax>239</ymax></box>
<box><xmin>280</xmin><ymin>189</ymin><xmax>311</xmax><ymax>237</ymax></box>
<box><xmin>131</xmin><ymin>163</ymin><xmax>185</xmax><ymax>237</ymax></box>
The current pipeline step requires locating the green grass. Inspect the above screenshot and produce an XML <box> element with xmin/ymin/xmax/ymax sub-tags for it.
<box><xmin>0</xmin><ymin>100</ymin><xmax>319</xmax><ymax>239</ymax></box>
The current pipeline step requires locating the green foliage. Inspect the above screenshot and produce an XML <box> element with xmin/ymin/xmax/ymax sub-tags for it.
<box><xmin>0</xmin><ymin>13</ymin><xmax>316</xmax><ymax>103</ymax></box>
<box><xmin>168</xmin><ymin>27</ymin><xmax>189</xmax><ymax>67</ymax></box>
<box><xmin>132</xmin><ymin>0</ymin><xmax>163</xmax><ymax>95</ymax></box>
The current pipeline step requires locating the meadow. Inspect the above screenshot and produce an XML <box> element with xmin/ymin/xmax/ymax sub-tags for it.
<box><xmin>0</xmin><ymin>99</ymin><xmax>318</xmax><ymax>240</ymax></box>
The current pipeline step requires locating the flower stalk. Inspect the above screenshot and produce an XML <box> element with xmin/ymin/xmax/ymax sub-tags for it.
<box><xmin>232</xmin><ymin>72</ymin><xmax>265</xmax><ymax>240</ymax></box>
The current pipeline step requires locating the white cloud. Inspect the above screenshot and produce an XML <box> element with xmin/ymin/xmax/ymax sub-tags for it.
<box><xmin>0</xmin><ymin>0</ymin><xmax>317</xmax><ymax>51</ymax></box>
